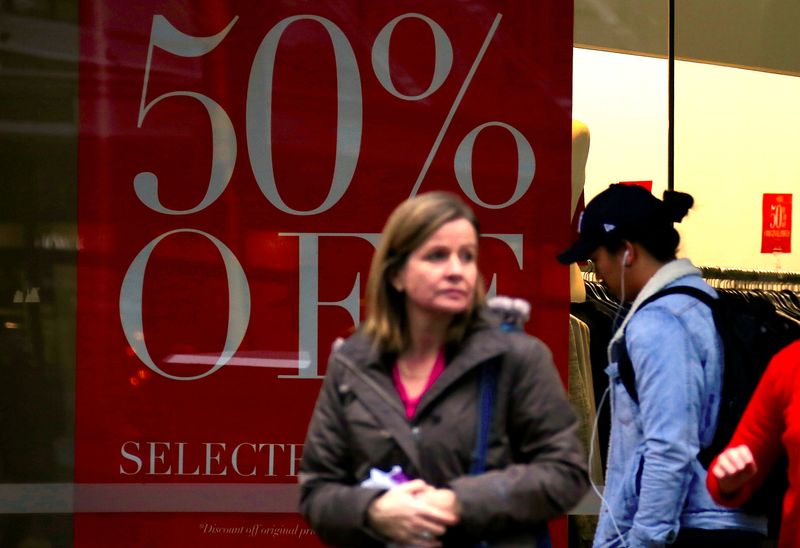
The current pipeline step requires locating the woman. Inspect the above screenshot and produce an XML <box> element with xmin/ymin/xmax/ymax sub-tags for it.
<box><xmin>299</xmin><ymin>191</ymin><xmax>589</xmax><ymax>547</ymax></box>
<box><xmin>557</xmin><ymin>184</ymin><xmax>766</xmax><ymax>547</ymax></box>
<box><xmin>707</xmin><ymin>340</ymin><xmax>800</xmax><ymax>548</ymax></box>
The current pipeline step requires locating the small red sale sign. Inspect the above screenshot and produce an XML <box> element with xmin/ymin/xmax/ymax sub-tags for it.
<box><xmin>762</xmin><ymin>194</ymin><xmax>792</xmax><ymax>253</ymax></box>
<box><xmin>78</xmin><ymin>1</ymin><xmax>573</xmax><ymax>545</ymax></box>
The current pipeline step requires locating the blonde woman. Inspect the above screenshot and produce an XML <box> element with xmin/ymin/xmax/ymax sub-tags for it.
<box><xmin>299</xmin><ymin>191</ymin><xmax>588</xmax><ymax>547</ymax></box>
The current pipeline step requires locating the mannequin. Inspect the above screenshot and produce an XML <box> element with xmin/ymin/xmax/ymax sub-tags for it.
<box><xmin>567</xmin><ymin>119</ymin><xmax>600</xmax><ymax>548</ymax></box>
<box><xmin>570</xmin><ymin>119</ymin><xmax>591</xmax><ymax>303</ymax></box>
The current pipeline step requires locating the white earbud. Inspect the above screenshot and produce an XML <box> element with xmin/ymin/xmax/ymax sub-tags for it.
<box><xmin>622</xmin><ymin>249</ymin><xmax>630</xmax><ymax>267</ymax></box>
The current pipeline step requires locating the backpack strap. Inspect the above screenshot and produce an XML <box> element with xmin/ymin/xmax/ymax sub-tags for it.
<box><xmin>471</xmin><ymin>318</ymin><xmax>520</xmax><ymax>473</ymax></box>
<box><xmin>616</xmin><ymin>286</ymin><xmax>716</xmax><ymax>405</ymax></box>
<box><xmin>469</xmin><ymin>354</ymin><xmax>552</xmax><ymax>548</ymax></box>
<box><xmin>469</xmin><ymin>362</ymin><xmax>498</xmax><ymax>475</ymax></box>
<box><xmin>471</xmin><ymin>317</ymin><xmax>522</xmax><ymax>473</ymax></box>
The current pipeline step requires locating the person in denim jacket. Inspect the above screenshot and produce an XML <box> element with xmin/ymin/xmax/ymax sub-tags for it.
<box><xmin>558</xmin><ymin>184</ymin><xmax>766</xmax><ymax>547</ymax></box>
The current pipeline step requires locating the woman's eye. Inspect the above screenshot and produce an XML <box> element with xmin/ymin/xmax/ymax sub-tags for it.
<box><xmin>425</xmin><ymin>249</ymin><xmax>448</xmax><ymax>261</ymax></box>
<box><xmin>460</xmin><ymin>250</ymin><xmax>476</xmax><ymax>262</ymax></box>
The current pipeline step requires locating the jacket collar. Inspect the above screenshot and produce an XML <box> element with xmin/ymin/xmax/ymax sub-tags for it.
<box><xmin>417</xmin><ymin>316</ymin><xmax>507</xmax><ymax>415</ymax></box>
<box><xmin>334</xmin><ymin>311</ymin><xmax>508</xmax><ymax>413</ymax></box>
<box><xmin>609</xmin><ymin>258</ymin><xmax>701</xmax><ymax>347</ymax></box>
<box><xmin>331</xmin><ymin>310</ymin><xmax>507</xmax><ymax>474</ymax></box>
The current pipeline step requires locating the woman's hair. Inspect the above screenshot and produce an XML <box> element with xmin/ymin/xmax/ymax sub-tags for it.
<box><xmin>605</xmin><ymin>190</ymin><xmax>694</xmax><ymax>262</ymax></box>
<box><xmin>363</xmin><ymin>191</ymin><xmax>486</xmax><ymax>354</ymax></box>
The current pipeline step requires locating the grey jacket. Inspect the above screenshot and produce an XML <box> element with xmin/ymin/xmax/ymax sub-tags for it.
<box><xmin>299</xmin><ymin>312</ymin><xmax>590</xmax><ymax>547</ymax></box>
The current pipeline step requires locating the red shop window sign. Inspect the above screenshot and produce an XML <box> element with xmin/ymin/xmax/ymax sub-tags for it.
<box><xmin>761</xmin><ymin>193</ymin><xmax>792</xmax><ymax>253</ymax></box>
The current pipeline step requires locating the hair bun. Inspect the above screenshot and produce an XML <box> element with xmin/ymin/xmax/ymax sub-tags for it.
<box><xmin>662</xmin><ymin>190</ymin><xmax>694</xmax><ymax>223</ymax></box>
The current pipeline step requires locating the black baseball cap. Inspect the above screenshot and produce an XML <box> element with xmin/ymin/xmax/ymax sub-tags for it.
<box><xmin>557</xmin><ymin>184</ymin><xmax>670</xmax><ymax>264</ymax></box>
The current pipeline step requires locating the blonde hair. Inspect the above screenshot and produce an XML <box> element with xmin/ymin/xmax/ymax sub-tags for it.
<box><xmin>363</xmin><ymin>192</ymin><xmax>486</xmax><ymax>354</ymax></box>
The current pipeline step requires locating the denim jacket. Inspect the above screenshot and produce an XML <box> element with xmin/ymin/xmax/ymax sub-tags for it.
<box><xmin>594</xmin><ymin>259</ymin><xmax>766</xmax><ymax>548</ymax></box>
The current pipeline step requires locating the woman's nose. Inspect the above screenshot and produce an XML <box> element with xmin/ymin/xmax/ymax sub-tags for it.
<box><xmin>445</xmin><ymin>254</ymin><xmax>463</xmax><ymax>275</ymax></box>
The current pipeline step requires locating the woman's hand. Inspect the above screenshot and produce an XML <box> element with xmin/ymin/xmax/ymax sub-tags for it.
<box><xmin>416</xmin><ymin>488</ymin><xmax>462</xmax><ymax>517</ymax></box>
<box><xmin>367</xmin><ymin>480</ymin><xmax>458</xmax><ymax>547</ymax></box>
<box><xmin>711</xmin><ymin>444</ymin><xmax>758</xmax><ymax>497</ymax></box>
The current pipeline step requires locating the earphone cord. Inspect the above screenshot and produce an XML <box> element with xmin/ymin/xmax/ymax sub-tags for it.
<box><xmin>609</xmin><ymin>254</ymin><xmax>627</xmax><ymax>332</ymax></box>
<box><xmin>586</xmin><ymin>251</ymin><xmax>629</xmax><ymax>546</ymax></box>
<box><xmin>589</xmin><ymin>386</ymin><xmax>628</xmax><ymax>548</ymax></box>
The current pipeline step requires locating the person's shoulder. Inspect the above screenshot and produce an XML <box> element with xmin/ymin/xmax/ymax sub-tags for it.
<box><xmin>464</xmin><ymin>311</ymin><xmax>545</xmax><ymax>359</ymax></box>
<box><xmin>492</xmin><ymin>331</ymin><xmax>559</xmax><ymax>386</ymax></box>
<box><xmin>490</xmin><ymin>325</ymin><xmax>551</xmax><ymax>365</ymax></box>
<box><xmin>775</xmin><ymin>339</ymin><xmax>800</xmax><ymax>365</ymax></box>
<box><xmin>625</xmin><ymin>301</ymin><xmax>688</xmax><ymax>346</ymax></box>
<box><xmin>634</xmin><ymin>277</ymin><xmax>716</xmax><ymax>322</ymax></box>
<box><xmin>326</xmin><ymin>330</ymin><xmax>378</xmax><ymax>370</ymax></box>
<box><xmin>655</xmin><ymin>276</ymin><xmax>715</xmax><ymax>302</ymax></box>
<box><xmin>668</xmin><ymin>275</ymin><xmax>718</xmax><ymax>300</ymax></box>
<box><xmin>332</xmin><ymin>330</ymin><xmax>368</xmax><ymax>353</ymax></box>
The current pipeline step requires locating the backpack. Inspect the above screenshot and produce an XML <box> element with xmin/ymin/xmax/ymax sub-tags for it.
<box><xmin>616</xmin><ymin>285</ymin><xmax>800</xmax><ymax>534</ymax></box>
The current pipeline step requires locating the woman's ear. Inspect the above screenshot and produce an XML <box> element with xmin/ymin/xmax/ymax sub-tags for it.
<box><xmin>390</xmin><ymin>271</ymin><xmax>404</xmax><ymax>293</ymax></box>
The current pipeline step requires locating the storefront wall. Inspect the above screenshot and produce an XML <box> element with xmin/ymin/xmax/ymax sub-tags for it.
<box><xmin>574</xmin><ymin>1</ymin><xmax>800</xmax><ymax>272</ymax></box>
<box><xmin>0</xmin><ymin>1</ymin><xmax>796</xmax><ymax>547</ymax></box>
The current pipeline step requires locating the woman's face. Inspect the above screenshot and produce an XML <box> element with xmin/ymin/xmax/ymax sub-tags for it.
<box><xmin>393</xmin><ymin>218</ymin><xmax>479</xmax><ymax>323</ymax></box>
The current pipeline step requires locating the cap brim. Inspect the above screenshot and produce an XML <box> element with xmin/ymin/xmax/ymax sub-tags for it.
<box><xmin>557</xmin><ymin>237</ymin><xmax>599</xmax><ymax>265</ymax></box>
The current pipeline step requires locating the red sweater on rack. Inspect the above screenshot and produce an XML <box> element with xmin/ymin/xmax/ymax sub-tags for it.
<box><xmin>707</xmin><ymin>340</ymin><xmax>800</xmax><ymax>548</ymax></box>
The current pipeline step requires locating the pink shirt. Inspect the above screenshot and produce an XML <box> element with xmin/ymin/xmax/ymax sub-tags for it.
<box><xmin>392</xmin><ymin>350</ymin><xmax>445</xmax><ymax>419</ymax></box>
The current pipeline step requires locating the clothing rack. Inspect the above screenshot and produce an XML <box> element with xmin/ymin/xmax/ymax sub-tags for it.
<box><xmin>700</xmin><ymin>267</ymin><xmax>800</xmax><ymax>291</ymax></box>
<box><xmin>580</xmin><ymin>265</ymin><xmax>800</xmax><ymax>291</ymax></box>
